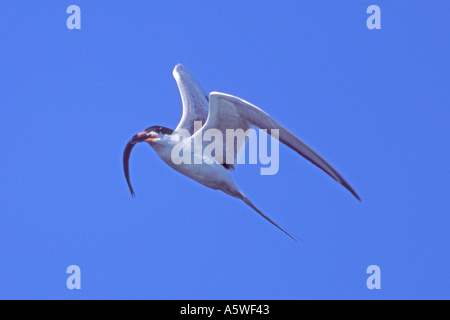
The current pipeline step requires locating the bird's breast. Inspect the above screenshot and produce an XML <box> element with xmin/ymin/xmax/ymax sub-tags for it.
<box><xmin>151</xmin><ymin>142</ymin><xmax>235</xmax><ymax>192</ymax></box>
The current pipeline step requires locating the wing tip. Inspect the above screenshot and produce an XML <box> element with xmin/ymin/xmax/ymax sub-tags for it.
<box><xmin>340</xmin><ymin>180</ymin><xmax>361</xmax><ymax>201</ymax></box>
<box><xmin>173</xmin><ymin>63</ymin><xmax>185</xmax><ymax>77</ymax></box>
<box><xmin>351</xmin><ymin>190</ymin><xmax>361</xmax><ymax>202</ymax></box>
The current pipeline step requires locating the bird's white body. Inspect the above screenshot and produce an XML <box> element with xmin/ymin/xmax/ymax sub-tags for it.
<box><xmin>150</xmin><ymin>135</ymin><xmax>242</xmax><ymax>198</ymax></box>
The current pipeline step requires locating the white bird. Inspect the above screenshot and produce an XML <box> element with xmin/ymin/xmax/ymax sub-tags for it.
<box><xmin>123</xmin><ymin>64</ymin><xmax>360</xmax><ymax>242</ymax></box>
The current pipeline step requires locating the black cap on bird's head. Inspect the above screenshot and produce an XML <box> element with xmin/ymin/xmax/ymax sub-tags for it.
<box><xmin>123</xmin><ymin>126</ymin><xmax>174</xmax><ymax>197</ymax></box>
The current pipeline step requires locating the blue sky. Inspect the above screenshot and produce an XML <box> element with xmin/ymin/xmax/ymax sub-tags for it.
<box><xmin>0</xmin><ymin>1</ymin><xmax>449</xmax><ymax>299</ymax></box>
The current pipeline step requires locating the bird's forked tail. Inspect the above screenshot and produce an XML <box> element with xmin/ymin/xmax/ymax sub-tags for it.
<box><xmin>238</xmin><ymin>193</ymin><xmax>303</xmax><ymax>243</ymax></box>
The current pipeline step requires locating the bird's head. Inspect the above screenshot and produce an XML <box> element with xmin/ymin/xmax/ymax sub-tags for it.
<box><xmin>123</xmin><ymin>125</ymin><xmax>174</xmax><ymax>197</ymax></box>
<box><xmin>131</xmin><ymin>125</ymin><xmax>174</xmax><ymax>144</ymax></box>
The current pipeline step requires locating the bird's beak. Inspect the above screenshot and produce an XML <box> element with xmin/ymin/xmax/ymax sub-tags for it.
<box><xmin>133</xmin><ymin>131</ymin><xmax>159</xmax><ymax>143</ymax></box>
<box><xmin>123</xmin><ymin>131</ymin><xmax>159</xmax><ymax>198</ymax></box>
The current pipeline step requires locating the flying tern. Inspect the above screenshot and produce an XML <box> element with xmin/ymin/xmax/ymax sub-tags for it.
<box><xmin>123</xmin><ymin>64</ymin><xmax>360</xmax><ymax>242</ymax></box>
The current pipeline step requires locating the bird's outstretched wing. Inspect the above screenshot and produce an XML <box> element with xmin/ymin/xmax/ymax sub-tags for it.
<box><xmin>173</xmin><ymin>64</ymin><xmax>209</xmax><ymax>135</ymax></box>
<box><xmin>198</xmin><ymin>92</ymin><xmax>360</xmax><ymax>201</ymax></box>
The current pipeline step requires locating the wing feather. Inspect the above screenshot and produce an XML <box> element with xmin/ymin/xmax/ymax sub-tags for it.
<box><xmin>202</xmin><ymin>92</ymin><xmax>360</xmax><ymax>200</ymax></box>
<box><xmin>173</xmin><ymin>64</ymin><xmax>209</xmax><ymax>135</ymax></box>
